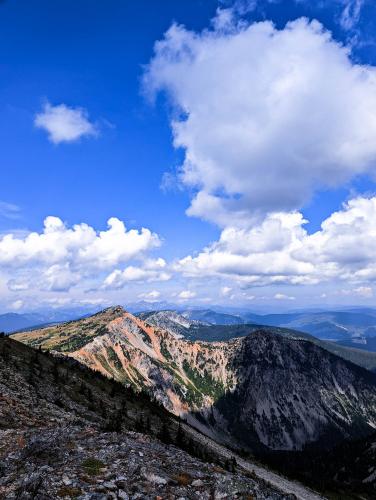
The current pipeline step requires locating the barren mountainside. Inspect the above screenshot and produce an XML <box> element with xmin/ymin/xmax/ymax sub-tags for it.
<box><xmin>13</xmin><ymin>306</ymin><xmax>376</xmax><ymax>454</ymax></box>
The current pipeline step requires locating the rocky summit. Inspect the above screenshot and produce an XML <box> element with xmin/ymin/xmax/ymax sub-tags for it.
<box><xmin>0</xmin><ymin>335</ymin><xmax>321</xmax><ymax>499</ymax></box>
<box><xmin>13</xmin><ymin>306</ymin><xmax>376</xmax><ymax>453</ymax></box>
<box><xmin>137</xmin><ymin>310</ymin><xmax>207</xmax><ymax>339</ymax></box>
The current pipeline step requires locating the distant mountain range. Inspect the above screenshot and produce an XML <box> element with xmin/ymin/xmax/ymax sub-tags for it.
<box><xmin>0</xmin><ymin>307</ymin><xmax>101</xmax><ymax>333</ymax></box>
<box><xmin>241</xmin><ymin>310</ymin><xmax>376</xmax><ymax>342</ymax></box>
<box><xmin>5</xmin><ymin>304</ymin><xmax>376</xmax><ymax>353</ymax></box>
<box><xmin>138</xmin><ymin>307</ymin><xmax>376</xmax><ymax>349</ymax></box>
<box><xmin>181</xmin><ymin>308</ymin><xmax>376</xmax><ymax>342</ymax></box>
<box><xmin>0</xmin><ymin>312</ymin><xmax>49</xmax><ymax>333</ymax></box>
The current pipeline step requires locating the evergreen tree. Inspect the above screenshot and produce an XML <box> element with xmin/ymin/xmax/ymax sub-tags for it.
<box><xmin>159</xmin><ymin>422</ymin><xmax>171</xmax><ymax>444</ymax></box>
<box><xmin>176</xmin><ymin>423</ymin><xmax>185</xmax><ymax>447</ymax></box>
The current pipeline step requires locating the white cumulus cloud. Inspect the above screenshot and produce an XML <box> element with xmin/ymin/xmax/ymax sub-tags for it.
<box><xmin>176</xmin><ymin>196</ymin><xmax>376</xmax><ymax>288</ymax></box>
<box><xmin>274</xmin><ymin>293</ymin><xmax>296</xmax><ymax>300</ymax></box>
<box><xmin>103</xmin><ymin>264</ymin><xmax>171</xmax><ymax>290</ymax></box>
<box><xmin>178</xmin><ymin>290</ymin><xmax>197</xmax><ymax>300</ymax></box>
<box><xmin>10</xmin><ymin>299</ymin><xmax>24</xmax><ymax>311</ymax></box>
<box><xmin>0</xmin><ymin>216</ymin><xmax>160</xmax><ymax>268</ymax></box>
<box><xmin>0</xmin><ymin>216</ymin><xmax>162</xmax><ymax>294</ymax></box>
<box><xmin>138</xmin><ymin>290</ymin><xmax>162</xmax><ymax>301</ymax></box>
<box><xmin>145</xmin><ymin>15</ymin><xmax>376</xmax><ymax>226</ymax></box>
<box><xmin>35</xmin><ymin>102</ymin><xmax>98</xmax><ymax>144</ymax></box>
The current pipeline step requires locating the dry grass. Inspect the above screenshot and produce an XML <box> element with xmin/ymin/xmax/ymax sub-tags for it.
<box><xmin>174</xmin><ymin>472</ymin><xmax>193</xmax><ymax>486</ymax></box>
<box><xmin>212</xmin><ymin>465</ymin><xmax>226</xmax><ymax>474</ymax></box>
<box><xmin>81</xmin><ymin>457</ymin><xmax>106</xmax><ymax>476</ymax></box>
<box><xmin>57</xmin><ymin>486</ymin><xmax>82</xmax><ymax>498</ymax></box>
<box><xmin>16</xmin><ymin>435</ymin><xmax>26</xmax><ymax>449</ymax></box>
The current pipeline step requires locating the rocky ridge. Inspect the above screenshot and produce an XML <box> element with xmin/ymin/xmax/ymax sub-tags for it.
<box><xmin>137</xmin><ymin>310</ymin><xmax>208</xmax><ymax>339</ymax></box>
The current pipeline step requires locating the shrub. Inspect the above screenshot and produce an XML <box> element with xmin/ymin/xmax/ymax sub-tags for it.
<box><xmin>81</xmin><ymin>457</ymin><xmax>106</xmax><ymax>476</ymax></box>
<box><xmin>174</xmin><ymin>472</ymin><xmax>193</xmax><ymax>486</ymax></box>
<box><xmin>57</xmin><ymin>486</ymin><xmax>82</xmax><ymax>498</ymax></box>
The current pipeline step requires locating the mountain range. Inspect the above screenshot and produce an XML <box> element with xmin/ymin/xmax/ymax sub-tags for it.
<box><xmin>13</xmin><ymin>306</ymin><xmax>376</xmax><ymax>454</ymax></box>
<box><xmin>10</xmin><ymin>305</ymin><xmax>376</xmax><ymax>497</ymax></box>
<box><xmin>139</xmin><ymin>309</ymin><xmax>376</xmax><ymax>372</ymax></box>
<box><xmin>181</xmin><ymin>308</ymin><xmax>376</xmax><ymax>343</ymax></box>
<box><xmin>0</xmin><ymin>307</ymin><xmax>99</xmax><ymax>333</ymax></box>
<box><xmin>5</xmin><ymin>305</ymin><xmax>376</xmax><ymax>348</ymax></box>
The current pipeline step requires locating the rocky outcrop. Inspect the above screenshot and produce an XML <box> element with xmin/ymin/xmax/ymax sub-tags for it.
<box><xmin>13</xmin><ymin>306</ymin><xmax>376</xmax><ymax>452</ymax></box>
<box><xmin>138</xmin><ymin>310</ymin><xmax>207</xmax><ymax>338</ymax></box>
<box><xmin>2</xmin><ymin>426</ymin><xmax>294</xmax><ymax>500</ymax></box>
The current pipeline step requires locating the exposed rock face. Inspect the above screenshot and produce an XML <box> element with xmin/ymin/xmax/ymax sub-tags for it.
<box><xmin>13</xmin><ymin>306</ymin><xmax>376</xmax><ymax>452</ymax></box>
<box><xmin>138</xmin><ymin>310</ymin><xmax>208</xmax><ymax>338</ymax></box>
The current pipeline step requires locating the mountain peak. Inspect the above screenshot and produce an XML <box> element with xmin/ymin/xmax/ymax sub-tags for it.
<box><xmin>89</xmin><ymin>305</ymin><xmax>128</xmax><ymax>321</ymax></box>
<box><xmin>101</xmin><ymin>305</ymin><xmax>126</xmax><ymax>314</ymax></box>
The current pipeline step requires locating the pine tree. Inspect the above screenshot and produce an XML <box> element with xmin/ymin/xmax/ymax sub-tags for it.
<box><xmin>159</xmin><ymin>422</ymin><xmax>171</xmax><ymax>444</ymax></box>
<box><xmin>176</xmin><ymin>423</ymin><xmax>185</xmax><ymax>447</ymax></box>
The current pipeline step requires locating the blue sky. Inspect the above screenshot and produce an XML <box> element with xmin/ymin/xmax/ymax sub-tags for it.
<box><xmin>0</xmin><ymin>0</ymin><xmax>220</xmax><ymax>253</ymax></box>
<box><xmin>2</xmin><ymin>0</ymin><xmax>376</xmax><ymax>312</ymax></box>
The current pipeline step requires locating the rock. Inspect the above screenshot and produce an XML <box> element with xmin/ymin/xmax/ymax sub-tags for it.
<box><xmin>192</xmin><ymin>479</ymin><xmax>204</xmax><ymax>487</ymax></box>
<box><xmin>102</xmin><ymin>480</ymin><xmax>117</xmax><ymax>490</ymax></box>
<box><xmin>143</xmin><ymin>472</ymin><xmax>168</xmax><ymax>485</ymax></box>
<box><xmin>115</xmin><ymin>476</ymin><xmax>127</xmax><ymax>489</ymax></box>
<box><xmin>214</xmin><ymin>491</ymin><xmax>228</xmax><ymax>500</ymax></box>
